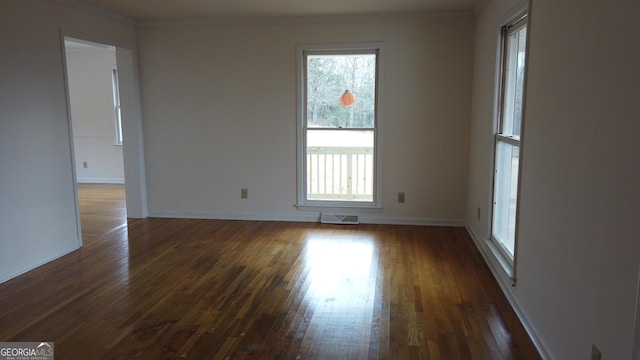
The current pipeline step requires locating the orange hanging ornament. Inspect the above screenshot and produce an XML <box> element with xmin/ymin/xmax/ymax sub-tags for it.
<box><xmin>340</xmin><ymin>90</ymin><xmax>356</xmax><ymax>107</ymax></box>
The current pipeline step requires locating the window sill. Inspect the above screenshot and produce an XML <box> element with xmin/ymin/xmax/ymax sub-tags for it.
<box><xmin>484</xmin><ymin>237</ymin><xmax>516</xmax><ymax>283</ymax></box>
<box><xmin>296</xmin><ymin>204</ymin><xmax>382</xmax><ymax>212</ymax></box>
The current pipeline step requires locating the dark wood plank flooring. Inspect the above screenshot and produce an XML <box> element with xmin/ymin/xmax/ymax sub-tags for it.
<box><xmin>0</xmin><ymin>184</ymin><xmax>540</xmax><ymax>359</ymax></box>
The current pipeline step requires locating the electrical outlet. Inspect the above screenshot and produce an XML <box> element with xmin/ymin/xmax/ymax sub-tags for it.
<box><xmin>591</xmin><ymin>345</ymin><xmax>601</xmax><ymax>360</ymax></box>
<box><xmin>397</xmin><ymin>192</ymin><xmax>405</xmax><ymax>204</ymax></box>
<box><xmin>241</xmin><ymin>188</ymin><xmax>248</xmax><ymax>199</ymax></box>
<box><xmin>83</xmin><ymin>161</ymin><xmax>88</xmax><ymax>168</ymax></box>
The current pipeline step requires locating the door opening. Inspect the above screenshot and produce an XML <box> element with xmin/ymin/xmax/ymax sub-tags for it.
<box><xmin>64</xmin><ymin>37</ymin><xmax>127</xmax><ymax>241</ymax></box>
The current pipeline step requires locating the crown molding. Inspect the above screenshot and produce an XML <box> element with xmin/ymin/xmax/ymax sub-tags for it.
<box><xmin>53</xmin><ymin>0</ymin><xmax>477</xmax><ymax>28</ymax></box>
<box><xmin>136</xmin><ymin>10</ymin><xmax>474</xmax><ymax>28</ymax></box>
<box><xmin>54</xmin><ymin>0</ymin><xmax>135</xmax><ymax>25</ymax></box>
<box><xmin>473</xmin><ymin>0</ymin><xmax>493</xmax><ymax>15</ymax></box>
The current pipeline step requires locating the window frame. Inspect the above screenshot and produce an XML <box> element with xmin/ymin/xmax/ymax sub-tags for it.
<box><xmin>490</xmin><ymin>13</ymin><xmax>528</xmax><ymax>269</ymax></box>
<box><xmin>111</xmin><ymin>67</ymin><xmax>123</xmax><ymax>146</ymax></box>
<box><xmin>296</xmin><ymin>43</ymin><xmax>384</xmax><ymax>209</ymax></box>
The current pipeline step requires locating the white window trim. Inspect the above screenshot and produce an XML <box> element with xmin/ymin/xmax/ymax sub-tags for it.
<box><xmin>296</xmin><ymin>42</ymin><xmax>385</xmax><ymax>209</ymax></box>
<box><xmin>488</xmin><ymin>5</ymin><xmax>529</xmax><ymax>282</ymax></box>
<box><xmin>111</xmin><ymin>67</ymin><xmax>123</xmax><ymax>146</ymax></box>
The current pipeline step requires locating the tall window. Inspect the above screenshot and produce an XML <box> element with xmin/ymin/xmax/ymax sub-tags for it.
<box><xmin>297</xmin><ymin>44</ymin><xmax>382</xmax><ymax>207</ymax></box>
<box><xmin>111</xmin><ymin>68</ymin><xmax>123</xmax><ymax>145</ymax></box>
<box><xmin>492</xmin><ymin>14</ymin><xmax>527</xmax><ymax>262</ymax></box>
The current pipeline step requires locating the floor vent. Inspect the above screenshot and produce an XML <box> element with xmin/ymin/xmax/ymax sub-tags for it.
<box><xmin>320</xmin><ymin>213</ymin><xmax>359</xmax><ymax>225</ymax></box>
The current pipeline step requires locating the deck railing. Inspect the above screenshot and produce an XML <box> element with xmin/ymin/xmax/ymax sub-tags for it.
<box><xmin>306</xmin><ymin>146</ymin><xmax>373</xmax><ymax>201</ymax></box>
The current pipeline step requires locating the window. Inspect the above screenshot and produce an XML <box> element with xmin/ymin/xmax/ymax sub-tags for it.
<box><xmin>297</xmin><ymin>44</ymin><xmax>383</xmax><ymax>207</ymax></box>
<box><xmin>111</xmin><ymin>68</ymin><xmax>123</xmax><ymax>145</ymax></box>
<box><xmin>492</xmin><ymin>14</ymin><xmax>527</xmax><ymax>263</ymax></box>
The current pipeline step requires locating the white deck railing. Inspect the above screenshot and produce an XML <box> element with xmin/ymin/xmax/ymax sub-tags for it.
<box><xmin>307</xmin><ymin>146</ymin><xmax>373</xmax><ymax>201</ymax></box>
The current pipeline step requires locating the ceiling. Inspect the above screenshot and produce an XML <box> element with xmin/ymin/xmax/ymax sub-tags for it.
<box><xmin>73</xmin><ymin>0</ymin><xmax>480</xmax><ymax>22</ymax></box>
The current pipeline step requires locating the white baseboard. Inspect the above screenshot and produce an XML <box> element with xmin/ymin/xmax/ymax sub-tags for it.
<box><xmin>0</xmin><ymin>243</ymin><xmax>81</xmax><ymax>284</ymax></box>
<box><xmin>77</xmin><ymin>178</ymin><xmax>125</xmax><ymax>184</ymax></box>
<box><xmin>147</xmin><ymin>211</ymin><xmax>319</xmax><ymax>223</ymax></box>
<box><xmin>147</xmin><ymin>211</ymin><xmax>465</xmax><ymax>227</ymax></box>
<box><xmin>465</xmin><ymin>225</ymin><xmax>551</xmax><ymax>360</ymax></box>
<box><xmin>359</xmin><ymin>216</ymin><xmax>465</xmax><ymax>227</ymax></box>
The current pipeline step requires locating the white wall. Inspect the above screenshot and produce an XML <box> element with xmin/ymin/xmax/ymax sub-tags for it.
<box><xmin>0</xmin><ymin>0</ymin><xmax>136</xmax><ymax>282</ymax></box>
<box><xmin>467</xmin><ymin>0</ymin><xmax>640</xmax><ymax>359</ymax></box>
<box><xmin>67</xmin><ymin>48</ymin><xmax>125</xmax><ymax>183</ymax></box>
<box><xmin>137</xmin><ymin>13</ymin><xmax>474</xmax><ymax>224</ymax></box>
<box><xmin>4</xmin><ymin>1</ymin><xmax>638</xmax><ymax>356</ymax></box>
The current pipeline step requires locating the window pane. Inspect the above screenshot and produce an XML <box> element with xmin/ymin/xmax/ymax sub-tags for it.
<box><xmin>492</xmin><ymin>17</ymin><xmax>526</xmax><ymax>261</ymax></box>
<box><xmin>493</xmin><ymin>141</ymin><xmax>519</xmax><ymax>256</ymax></box>
<box><xmin>115</xmin><ymin>107</ymin><xmax>123</xmax><ymax>144</ymax></box>
<box><xmin>501</xmin><ymin>26</ymin><xmax>526</xmax><ymax>137</ymax></box>
<box><xmin>112</xmin><ymin>69</ymin><xmax>123</xmax><ymax>145</ymax></box>
<box><xmin>306</xmin><ymin>54</ymin><xmax>376</xmax><ymax>129</ymax></box>
<box><xmin>306</xmin><ymin>129</ymin><xmax>373</xmax><ymax>202</ymax></box>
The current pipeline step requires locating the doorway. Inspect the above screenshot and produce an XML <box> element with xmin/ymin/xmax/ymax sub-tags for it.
<box><xmin>64</xmin><ymin>37</ymin><xmax>127</xmax><ymax>240</ymax></box>
<box><xmin>61</xmin><ymin>35</ymin><xmax>147</xmax><ymax>243</ymax></box>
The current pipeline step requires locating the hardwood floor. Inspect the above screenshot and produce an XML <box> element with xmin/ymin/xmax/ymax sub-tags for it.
<box><xmin>77</xmin><ymin>183</ymin><xmax>127</xmax><ymax>239</ymax></box>
<box><xmin>0</xmin><ymin>185</ymin><xmax>541</xmax><ymax>359</ymax></box>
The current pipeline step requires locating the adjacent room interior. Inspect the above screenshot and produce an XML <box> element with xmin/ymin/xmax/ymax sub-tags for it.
<box><xmin>0</xmin><ymin>0</ymin><xmax>638</xmax><ymax>359</ymax></box>
<box><xmin>64</xmin><ymin>37</ymin><xmax>128</xmax><ymax>238</ymax></box>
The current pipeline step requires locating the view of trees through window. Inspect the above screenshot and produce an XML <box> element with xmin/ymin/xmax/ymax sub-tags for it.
<box><xmin>302</xmin><ymin>50</ymin><xmax>378</xmax><ymax>204</ymax></box>
<box><xmin>492</xmin><ymin>16</ymin><xmax>527</xmax><ymax>261</ymax></box>
<box><xmin>306</xmin><ymin>54</ymin><xmax>376</xmax><ymax>129</ymax></box>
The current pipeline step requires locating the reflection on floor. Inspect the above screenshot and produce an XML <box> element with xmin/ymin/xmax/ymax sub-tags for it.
<box><xmin>0</xmin><ymin>194</ymin><xmax>541</xmax><ymax>359</ymax></box>
<box><xmin>304</xmin><ymin>234</ymin><xmax>376</xmax><ymax>355</ymax></box>
<box><xmin>77</xmin><ymin>183</ymin><xmax>126</xmax><ymax>239</ymax></box>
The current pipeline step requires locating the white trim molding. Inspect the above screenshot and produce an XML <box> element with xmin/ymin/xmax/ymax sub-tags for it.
<box><xmin>0</xmin><ymin>242</ymin><xmax>81</xmax><ymax>285</ymax></box>
<box><xmin>55</xmin><ymin>0</ymin><xmax>134</xmax><ymax>25</ymax></box>
<box><xmin>147</xmin><ymin>211</ymin><xmax>465</xmax><ymax>227</ymax></box>
<box><xmin>137</xmin><ymin>11</ymin><xmax>473</xmax><ymax>28</ymax></box>
<box><xmin>295</xmin><ymin>42</ymin><xmax>385</xmax><ymax>210</ymax></box>
<box><xmin>466</xmin><ymin>225</ymin><xmax>551</xmax><ymax>360</ymax></box>
<box><xmin>77</xmin><ymin>178</ymin><xmax>125</xmax><ymax>184</ymax></box>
